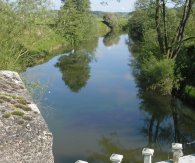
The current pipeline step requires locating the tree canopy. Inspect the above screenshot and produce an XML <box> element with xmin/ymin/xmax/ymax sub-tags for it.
<box><xmin>57</xmin><ymin>0</ymin><xmax>93</xmax><ymax>45</ymax></box>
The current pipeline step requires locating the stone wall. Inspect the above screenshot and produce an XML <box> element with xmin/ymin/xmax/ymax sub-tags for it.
<box><xmin>0</xmin><ymin>71</ymin><xmax>54</xmax><ymax>163</ymax></box>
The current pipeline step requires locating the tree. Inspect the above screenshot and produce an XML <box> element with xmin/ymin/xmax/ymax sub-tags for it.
<box><xmin>103</xmin><ymin>13</ymin><xmax>118</xmax><ymax>31</ymax></box>
<box><xmin>153</xmin><ymin>0</ymin><xmax>195</xmax><ymax>59</ymax></box>
<box><xmin>57</xmin><ymin>0</ymin><xmax>93</xmax><ymax>45</ymax></box>
<box><xmin>130</xmin><ymin>0</ymin><xmax>195</xmax><ymax>94</ymax></box>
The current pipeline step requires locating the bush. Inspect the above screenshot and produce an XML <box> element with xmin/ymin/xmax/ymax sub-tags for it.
<box><xmin>137</xmin><ymin>56</ymin><xmax>175</xmax><ymax>95</ymax></box>
<box><xmin>185</xmin><ymin>85</ymin><xmax>195</xmax><ymax>98</ymax></box>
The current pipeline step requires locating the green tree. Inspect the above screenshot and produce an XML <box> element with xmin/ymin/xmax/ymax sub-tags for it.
<box><xmin>57</xmin><ymin>0</ymin><xmax>93</xmax><ymax>45</ymax></box>
<box><xmin>129</xmin><ymin>0</ymin><xmax>195</xmax><ymax>95</ymax></box>
<box><xmin>0</xmin><ymin>0</ymin><xmax>27</xmax><ymax>71</ymax></box>
<box><xmin>0</xmin><ymin>0</ymin><xmax>55</xmax><ymax>71</ymax></box>
<box><xmin>103</xmin><ymin>13</ymin><xmax>119</xmax><ymax>31</ymax></box>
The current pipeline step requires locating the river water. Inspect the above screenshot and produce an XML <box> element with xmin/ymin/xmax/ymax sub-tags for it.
<box><xmin>22</xmin><ymin>34</ymin><xmax>195</xmax><ymax>163</ymax></box>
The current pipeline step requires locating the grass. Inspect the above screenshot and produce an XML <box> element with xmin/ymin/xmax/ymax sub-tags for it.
<box><xmin>0</xmin><ymin>93</ymin><xmax>29</xmax><ymax>107</ymax></box>
<box><xmin>3</xmin><ymin>112</ymin><xmax>11</xmax><ymax>118</ymax></box>
<box><xmin>185</xmin><ymin>85</ymin><xmax>195</xmax><ymax>98</ymax></box>
<box><xmin>11</xmin><ymin>110</ymin><xmax>24</xmax><ymax>116</ymax></box>
<box><xmin>0</xmin><ymin>94</ymin><xmax>12</xmax><ymax>102</ymax></box>
<box><xmin>19</xmin><ymin>25</ymin><xmax>67</xmax><ymax>54</ymax></box>
<box><xmin>14</xmin><ymin>103</ymin><xmax>31</xmax><ymax>111</ymax></box>
<box><xmin>16</xmin><ymin>98</ymin><xmax>28</xmax><ymax>105</ymax></box>
<box><xmin>95</xmin><ymin>19</ymin><xmax>110</xmax><ymax>36</ymax></box>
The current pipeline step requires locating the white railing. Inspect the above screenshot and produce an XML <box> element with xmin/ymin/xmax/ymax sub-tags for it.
<box><xmin>75</xmin><ymin>143</ymin><xmax>184</xmax><ymax>163</ymax></box>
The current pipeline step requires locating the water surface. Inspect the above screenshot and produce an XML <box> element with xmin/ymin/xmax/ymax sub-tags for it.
<box><xmin>22</xmin><ymin>35</ymin><xmax>195</xmax><ymax>163</ymax></box>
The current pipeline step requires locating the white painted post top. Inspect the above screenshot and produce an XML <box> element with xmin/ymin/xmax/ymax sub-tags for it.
<box><xmin>110</xmin><ymin>154</ymin><xmax>124</xmax><ymax>162</ymax></box>
<box><xmin>75</xmin><ymin>160</ymin><xmax>88</xmax><ymax>163</ymax></box>
<box><xmin>142</xmin><ymin>148</ymin><xmax>154</xmax><ymax>156</ymax></box>
<box><xmin>172</xmin><ymin>143</ymin><xmax>183</xmax><ymax>150</ymax></box>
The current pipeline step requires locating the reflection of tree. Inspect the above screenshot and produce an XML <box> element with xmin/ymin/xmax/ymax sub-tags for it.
<box><xmin>56</xmin><ymin>38</ymin><xmax>98</xmax><ymax>92</ymax></box>
<box><xmin>139</xmin><ymin>91</ymin><xmax>195</xmax><ymax>152</ymax></box>
<box><xmin>103</xmin><ymin>30</ymin><xmax>120</xmax><ymax>47</ymax></box>
<box><xmin>88</xmin><ymin>91</ymin><xmax>195</xmax><ymax>163</ymax></box>
<box><xmin>89</xmin><ymin>135</ymin><xmax>143</xmax><ymax>163</ymax></box>
<box><xmin>56</xmin><ymin>53</ymin><xmax>90</xmax><ymax>92</ymax></box>
<box><xmin>139</xmin><ymin>92</ymin><xmax>173</xmax><ymax>147</ymax></box>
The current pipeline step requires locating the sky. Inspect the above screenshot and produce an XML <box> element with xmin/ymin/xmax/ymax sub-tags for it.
<box><xmin>51</xmin><ymin>0</ymin><xmax>136</xmax><ymax>12</ymax></box>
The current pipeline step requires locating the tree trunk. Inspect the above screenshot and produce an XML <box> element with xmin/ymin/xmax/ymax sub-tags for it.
<box><xmin>155</xmin><ymin>0</ymin><xmax>164</xmax><ymax>54</ymax></box>
<box><xmin>162</xmin><ymin>0</ymin><xmax>168</xmax><ymax>53</ymax></box>
<box><xmin>168</xmin><ymin>0</ymin><xmax>194</xmax><ymax>59</ymax></box>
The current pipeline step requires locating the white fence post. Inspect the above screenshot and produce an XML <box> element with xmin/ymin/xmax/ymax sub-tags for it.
<box><xmin>75</xmin><ymin>160</ymin><xmax>88</xmax><ymax>163</ymax></box>
<box><xmin>110</xmin><ymin>153</ymin><xmax>123</xmax><ymax>163</ymax></box>
<box><xmin>172</xmin><ymin>143</ymin><xmax>183</xmax><ymax>163</ymax></box>
<box><xmin>142</xmin><ymin>148</ymin><xmax>154</xmax><ymax>163</ymax></box>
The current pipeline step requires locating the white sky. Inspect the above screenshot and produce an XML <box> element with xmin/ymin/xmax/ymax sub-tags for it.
<box><xmin>50</xmin><ymin>0</ymin><xmax>136</xmax><ymax>12</ymax></box>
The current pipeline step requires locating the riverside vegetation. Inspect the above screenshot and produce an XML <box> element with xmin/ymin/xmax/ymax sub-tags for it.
<box><xmin>0</xmin><ymin>0</ymin><xmax>127</xmax><ymax>71</ymax></box>
<box><xmin>128</xmin><ymin>0</ymin><xmax>195</xmax><ymax>104</ymax></box>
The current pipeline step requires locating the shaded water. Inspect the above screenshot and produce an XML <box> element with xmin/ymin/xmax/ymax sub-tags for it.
<box><xmin>22</xmin><ymin>34</ymin><xmax>195</xmax><ymax>163</ymax></box>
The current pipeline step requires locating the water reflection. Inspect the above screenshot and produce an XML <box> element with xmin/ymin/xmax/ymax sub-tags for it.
<box><xmin>139</xmin><ymin>92</ymin><xmax>195</xmax><ymax>158</ymax></box>
<box><xmin>103</xmin><ymin>30</ymin><xmax>120</xmax><ymax>47</ymax></box>
<box><xmin>55</xmin><ymin>38</ymin><xmax>98</xmax><ymax>92</ymax></box>
<box><xmin>88</xmin><ymin>91</ymin><xmax>195</xmax><ymax>163</ymax></box>
<box><xmin>89</xmin><ymin>135</ymin><xmax>142</xmax><ymax>163</ymax></box>
<box><xmin>56</xmin><ymin>52</ymin><xmax>91</xmax><ymax>92</ymax></box>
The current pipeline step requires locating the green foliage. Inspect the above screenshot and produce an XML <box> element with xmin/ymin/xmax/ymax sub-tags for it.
<box><xmin>14</xmin><ymin>103</ymin><xmax>32</xmax><ymax>111</ymax></box>
<box><xmin>130</xmin><ymin>0</ymin><xmax>195</xmax><ymax>96</ymax></box>
<box><xmin>0</xmin><ymin>0</ymin><xmax>68</xmax><ymax>72</ymax></box>
<box><xmin>185</xmin><ymin>85</ymin><xmax>195</xmax><ymax>98</ymax></box>
<box><xmin>103</xmin><ymin>13</ymin><xmax>118</xmax><ymax>29</ymax></box>
<box><xmin>57</xmin><ymin>0</ymin><xmax>94</xmax><ymax>45</ymax></box>
<box><xmin>129</xmin><ymin>10</ymin><xmax>148</xmax><ymax>41</ymax></box>
<box><xmin>118</xmin><ymin>17</ymin><xmax>129</xmax><ymax>32</ymax></box>
<box><xmin>95</xmin><ymin>19</ymin><xmax>110</xmax><ymax>36</ymax></box>
<box><xmin>12</xmin><ymin>110</ymin><xmax>24</xmax><ymax>116</ymax></box>
<box><xmin>136</xmin><ymin>56</ymin><xmax>175</xmax><ymax>95</ymax></box>
<box><xmin>13</xmin><ymin>0</ymin><xmax>51</xmax><ymax>25</ymax></box>
<box><xmin>19</xmin><ymin>25</ymin><xmax>67</xmax><ymax>53</ymax></box>
<box><xmin>0</xmin><ymin>1</ymin><xmax>27</xmax><ymax>71</ymax></box>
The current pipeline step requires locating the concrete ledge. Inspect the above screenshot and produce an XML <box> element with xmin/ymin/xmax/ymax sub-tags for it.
<box><xmin>0</xmin><ymin>71</ymin><xmax>54</xmax><ymax>163</ymax></box>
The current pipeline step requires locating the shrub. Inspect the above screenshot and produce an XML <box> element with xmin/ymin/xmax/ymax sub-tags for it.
<box><xmin>137</xmin><ymin>56</ymin><xmax>175</xmax><ymax>95</ymax></box>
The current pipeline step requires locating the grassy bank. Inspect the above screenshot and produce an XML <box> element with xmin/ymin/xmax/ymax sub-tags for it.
<box><xmin>16</xmin><ymin>21</ymin><xmax>109</xmax><ymax>70</ymax></box>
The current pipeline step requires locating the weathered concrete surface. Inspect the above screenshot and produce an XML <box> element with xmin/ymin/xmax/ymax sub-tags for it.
<box><xmin>0</xmin><ymin>71</ymin><xmax>54</xmax><ymax>163</ymax></box>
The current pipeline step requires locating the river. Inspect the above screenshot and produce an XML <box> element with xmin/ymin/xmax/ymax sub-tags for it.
<box><xmin>21</xmin><ymin>34</ymin><xmax>195</xmax><ymax>163</ymax></box>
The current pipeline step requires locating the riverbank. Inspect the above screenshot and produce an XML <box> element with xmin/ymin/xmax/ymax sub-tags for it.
<box><xmin>0</xmin><ymin>71</ymin><xmax>54</xmax><ymax>163</ymax></box>
<box><xmin>1</xmin><ymin>19</ymin><xmax>109</xmax><ymax>72</ymax></box>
